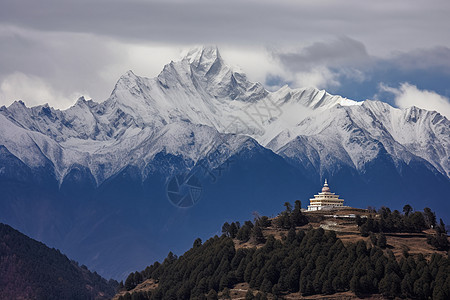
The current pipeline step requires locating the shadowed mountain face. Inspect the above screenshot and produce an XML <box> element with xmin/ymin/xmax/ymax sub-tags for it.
<box><xmin>0</xmin><ymin>223</ymin><xmax>117</xmax><ymax>299</ymax></box>
<box><xmin>0</xmin><ymin>46</ymin><xmax>448</xmax><ymax>279</ymax></box>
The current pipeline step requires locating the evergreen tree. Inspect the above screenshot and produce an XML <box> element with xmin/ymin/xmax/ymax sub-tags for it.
<box><xmin>284</xmin><ymin>202</ymin><xmax>292</xmax><ymax>213</ymax></box>
<box><xmin>245</xmin><ymin>289</ymin><xmax>254</xmax><ymax>300</ymax></box>
<box><xmin>221</xmin><ymin>287</ymin><xmax>231</xmax><ymax>299</ymax></box>
<box><xmin>272</xmin><ymin>283</ymin><xmax>282</xmax><ymax>296</ymax></box>
<box><xmin>125</xmin><ymin>273</ymin><xmax>136</xmax><ymax>291</ymax></box>
<box><xmin>256</xmin><ymin>216</ymin><xmax>271</xmax><ymax>228</ymax></box>
<box><xmin>206</xmin><ymin>289</ymin><xmax>218</xmax><ymax>300</ymax></box>
<box><xmin>193</xmin><ymin>238</ymin><xmax>202</xmax><ymax>248</ymax></box>
<box><xmin>252</xmin><ymin>226</ymin><xmax>265</xmax><ymax>244</ymax></box>
<box><xmin>287</xmin><ymin>227</ymin><xmax>296</xmax><ymax>244</ymax></box>
<box><xmin>229</xmin><ymin>222</ymin><xmax>239</xmax><ymax>238</ymax></box>
<box><xmin>255</xmin><ymin>292</ymin><xmax>268</xmax><ymax>300</ymax></box>
<box><xmin>260</xmin><ymin>278</ymin><xmax>272</xmax><ymax>293</ymax></box>
<box><xmin>403</xmin><ymin>204</ymin><xmax>413</xmax><ymax>216</ymax></box>
<box><xmin>438</xmin><ymin>218</ymin><xmax>447</xmax><ymax>234</ymax></box>
<box><xmin>322</xmin><ymin>279</ymin><xmax>333</xmax><ymax>295</ymax></box>
<box><xmin>423</xmin><ymin>207</ymin><xmax>436</xmax><ymax>228</ymax></box>
<box><xmin>133</xmin><ymin>271</ymin><xmax>143</xmax><ymax>286</ymax></box>
<box><xmin>237</xmin><ymin>225</ymin><xmax>252</xmax><ymax>242</ymax></box>
<box><xmin>369</xmin><ymin>233</ymin><xmax>377</xmax><ymax>245</ymax></box>
<box><xmin>291</xmin><ymin>200</ymin><xmax>307</xmax><ymax>226</ymax></box>
<box><xmin>222</xmin><ymin>222</ymin><xmax>230</xmax><ymax>236</ymax></box>
<box><xmin>377</xmin><ymin>233</ymin><xmax>387</xmax><ymax>248</ymax></box>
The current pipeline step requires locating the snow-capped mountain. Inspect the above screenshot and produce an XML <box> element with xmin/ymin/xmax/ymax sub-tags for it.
<box><xmin>0</xmin><ymin>46</ymin><xmax>448</xmax><ymax>279</ymax></box>
<box><xmin>1</xmin><ymin>46</ymin><xmax>447</xmax><ymax>183</ymax></box>
<box><xmin>267</xmin><ymin>100</ymin><xmax>449</xmax><ymax>177</ymax></box>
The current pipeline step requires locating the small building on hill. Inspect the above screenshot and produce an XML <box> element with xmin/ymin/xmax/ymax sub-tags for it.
<box><xmin>308</xmin><ymin>179</ymin><xmax>345</xmax><ymax>211</ymax></box>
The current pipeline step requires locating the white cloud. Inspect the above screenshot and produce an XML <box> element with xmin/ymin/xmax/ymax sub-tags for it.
<box><xmin>380</xmin><ymin>82</ymin><xmax>450</xmax><ymax>119</ymax></box>
<box><xmin>291</xmin><ymin>67</ymin><xmax>340</xmax><ymax>90</ymax></box>
<box><xmin>218</xmin><ymin>45</ymin><xmax>284</xmax><ymax>86</ymax></box>
<box><xmin>0</xmin><ymin>72</ymin><xmax>86</xmax><ymax>108</ymax></box>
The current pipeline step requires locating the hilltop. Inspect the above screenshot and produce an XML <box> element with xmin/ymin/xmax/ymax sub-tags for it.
<box><xmin>115</xmin><ymin>203</ymin><xmax>449</xmax><ymax>299</ymax></box>
<box><xmin>239</xmin><ymin>208</ymin><xmax>449</xmax><ymax>261</ymax></box>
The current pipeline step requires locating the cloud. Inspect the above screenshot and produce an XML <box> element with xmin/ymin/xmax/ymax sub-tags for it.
<box><xmin>269</xmin><ymin>37</ymin><xmax>371</xmax><ymax>89</ymax></box>
<box><xmin>391</xmin><ymin>46</ymin><xmax>450</xmax><ymax>73</ymax></box>
<box><xmin>0</xmin><ymin>0</ymin><xmax>449</xmax><ymax>113</ymax></box>
<box><xmin>0</xmin><ymin>26</ymin><xmax>181</xmax><ymax>108</ymax></box>
<box><xmin>380</xmin><ymin>83</ymin><xmax>450</xmax><ymax>119</ymax></box>
<box><xmin>0</xmin><ymin>72</ymin><xmax>84</xmax><ymax>108</ymax></box>
<box><xmin>273</xmin><ymin>37</ymin><xmax>369</xmax><ymax>72</ymax></box>
<box><xmin>1</xmin><ymin>0</ymin><xmax>450</xmax><ymax>51</ymax></box>
<box><xmin>269</xmin><ymin>37</ymin><xmax>450</xmax><ymax>110</ymax></box>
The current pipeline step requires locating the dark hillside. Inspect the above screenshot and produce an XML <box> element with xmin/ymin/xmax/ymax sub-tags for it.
<box><xmin>116</xmin><ymin>204</ymin><xmax>450</xmax><ymax>299</ymax></box>
<box><xmin>0</xmin><ymin>223</ymin><xmax>117</xmax><ymax>300</ymax></box>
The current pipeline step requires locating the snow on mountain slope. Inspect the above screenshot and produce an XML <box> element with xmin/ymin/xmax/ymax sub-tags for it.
<box><xmin>266</xmin><ymin>100</ymin><xmax>449</xmax><ymax>177</ymax></box>
<box><xmin>0</xmin><ymin>45</ymin><xmax>448</xmax><ymax>185</ymax></box>
<box><xmin>361</xmin><ymin>101</ymin><xmax>449</xmax><ymax>176</ymax></box>
<box><xmin>0</xmin><ymin>113</ymin><xmax>61</xmax><ymax>171</ymax></box>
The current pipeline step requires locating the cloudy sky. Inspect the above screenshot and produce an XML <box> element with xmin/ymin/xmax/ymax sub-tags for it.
<box><xmin>1</xmin><ymin>0</ymin><xmax>449</xmax><ymax>118</ymax></box>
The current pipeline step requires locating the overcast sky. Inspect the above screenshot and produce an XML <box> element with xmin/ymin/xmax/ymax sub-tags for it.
<box><xmin>0</xmin><ymin>0</ymin><xmax>449</xmax><ymax>118</ymax></box>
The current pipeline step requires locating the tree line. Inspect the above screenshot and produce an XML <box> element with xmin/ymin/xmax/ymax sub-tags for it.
<box><xmin>357</xmin><ymin>205</ymin><xmax>448</xmax><ymax>251</ymax></box>
<box><xmin>118</xmin><ymin>202</ymin><xmax>449</xmax><ymax>299</ymax></box>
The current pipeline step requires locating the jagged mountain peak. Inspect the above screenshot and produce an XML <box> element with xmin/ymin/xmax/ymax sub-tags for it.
<box><xmin>0</xmin><ymin>45</ymin><xmax>448</xmax><ymax>184</ymax></box>
<box><xmin>75</xmin><ymin>96</ymin><xmax>86</xmax><ymax>104</ymax></box>
<box><xmin>6</xmin><ymin>100</ymin><xmax>28</xmax><ymax>110</ymax></box>
<box><xmin>184</xmin><ymin>45</ymin><xmax>222</xmax><ymax>67</ymax></box>
<box><xmin>111</xmin><ymin>70</ymin><xmax>143</xmax><ymax>93</ymax></box>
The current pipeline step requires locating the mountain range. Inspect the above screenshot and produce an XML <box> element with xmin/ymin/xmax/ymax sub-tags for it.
<box><xmin>0</xmin><ymin>46</ymin><xmax>448</xmax><ymax>279</ymax></box>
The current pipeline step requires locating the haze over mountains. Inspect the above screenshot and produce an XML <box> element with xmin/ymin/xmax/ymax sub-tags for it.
<box><xmin>0</xmin><ymin>46</ymin><xmax>448</xmax><ymax>279</ymax></box>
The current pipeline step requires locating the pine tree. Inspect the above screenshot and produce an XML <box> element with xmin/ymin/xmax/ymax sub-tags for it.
<box><xmin>193</xmin><ymin>238</ymin><xmax>202</xmax><ymax>248</ymax></box>
<box><xmin>255</xmin><ymin>292</ymin><xmax>268</xmax><ymax>300</ymax></box>
<box><xmin>245</xmin><ymin>289</ymin><xmax>254</xmax><ymax>300</ymax></box>
<box><xmin>403</xmin><ymin>204</ymin><xmax>413</xmax><ymax>216</ymax></box>
<box><xmin>260</xmin><ymin>278</ymin><xmax>272</xmax><ymax>293</ymax></box>
<box><xmin>349</xmin><ymin>275</ymin><xmax>360</xmax><ymax>294</ymax></box>
<box><xmin>284</xmin><ymin>202</ymin><xmax>292</xmax><ymax>213</ymax></box>
<box><xmin>423</xmin><ymin>207</ymin><xmax>437</xmax><ymax>228</ymax></box>
<box><xmin>291</xmin><ymin>200</ymin><xmax>307</xmax><ymax>226</ymax></box>
<box><xmin>229</xmin><ymin>222</ymin><xmax>239</xmax><ymax>238</ymax></box>
<box><xmin>237</xmin><ymin>225</ymin><xmax>251</xmax><ymax>242</ymax></box>
<box><xmin>272</xmin><ymin>283</ymin><xmax>282</xmax><ymax>296</ymax></box>
<box><xmin>377</xmin><ymin>233</ymin><xmax>387</xmax><ymax>248</ymax></box>
<box><xmin>221</xmin><ymin>287</ymin><xmax>231</xmax><ymax>299</ymax></box>
<box><xmin>222</xmin><ymin>222</ymin><xmax>230</xmax><ymax>236</ymax></box>
<box><xmin>287</xmin><ymin>226</ymin><xmax>296</xmax><ymax>244</ymax></box>
<box><xmin>252</xmin><ymin>225</ymin><xmax>265</xmax><ymax>244</ymax></box>
<box><xmin>125</xmin><ymin>273</ymin><xmax>136</xmax><ymax>291</ymax></box>
<box><xmin>322</xmin><ymin>279</ymin><xmax>333</xmax><ymax>295</ymax></box>
<box><xmin>206</xmin><ymin>289</ymin><xmax>218</xmax><ymax>300</ymax></box>
<box><xmin>133</xmin><ymin>272</ymin><xmax>143</xmax><ymax>286</ymax></box>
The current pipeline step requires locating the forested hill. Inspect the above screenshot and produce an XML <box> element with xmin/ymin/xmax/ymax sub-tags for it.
<box><xmin>116</xmin><ymin>203</ymin><xmax>450</xmax><ymax>300</ymax></box>
<box><xmin>0</xmin><ymin>223</ymin><xmax>118</xmax><ymax>300</ymax></box>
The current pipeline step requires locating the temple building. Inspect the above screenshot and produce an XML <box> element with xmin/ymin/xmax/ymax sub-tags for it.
<box><xmin>307</xmin><ymin>179</ymin><xmax>344</xmax><ymax>211</ymax></box>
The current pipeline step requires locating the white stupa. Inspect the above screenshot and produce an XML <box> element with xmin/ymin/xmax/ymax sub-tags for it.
<box><xmin>307</xmin><ymin>179</ymin><xmax>344</xmax><ymax>211</ymax></box>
